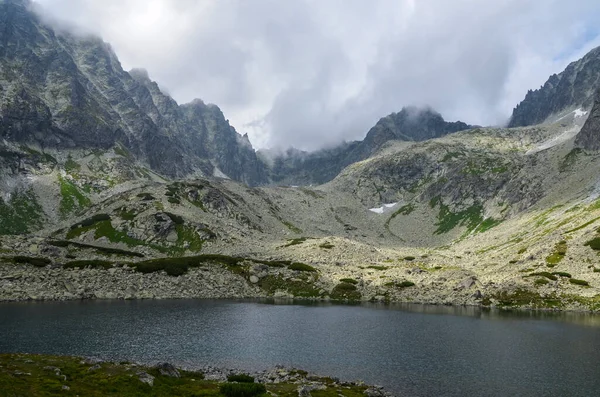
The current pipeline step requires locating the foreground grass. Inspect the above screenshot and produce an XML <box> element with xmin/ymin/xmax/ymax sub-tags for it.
<box><xmin>0</xmin><ymin>353</ymin><xmax>370</xmax><ymax>397</ymax></box>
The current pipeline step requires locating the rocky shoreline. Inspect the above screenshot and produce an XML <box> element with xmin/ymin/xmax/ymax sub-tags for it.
<box><xmin>1</xmin><ymin>261</ymin><xmax>599</xmax><ymax>313</ymax></box>
<box><xmin>0</xmin><ymin>353</ymin><xmax>394</xmax><ymax>396</ymax></box>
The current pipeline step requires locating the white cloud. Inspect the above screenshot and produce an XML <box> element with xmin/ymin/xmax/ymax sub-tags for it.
<box><xmin>35</xmin><ymin>0</ymin><xmax>600</xmax><ymax>150</ymax></box>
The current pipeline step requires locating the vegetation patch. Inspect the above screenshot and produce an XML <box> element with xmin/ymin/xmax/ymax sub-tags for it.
<box><xmin>220</xmin><ymin>382</ymin><xmax>266</xmax><ymax>397</ymax></box>
<box><xmin>0</xmin><ymin>188</ymin><xmax>44</xmax><ymax>235</ymax></box>
<box><xmin>473</xmin><ymin>218</ymin><xmax>502</xmax><ymax>233</ymax></box>
<box><xmin>58</xmin><ymin>175</ymin><xmax>91</xmax><ymax>218</ymax></box>
<box><xmin>534</xmin><ymin>278</ymin><xmax>549</xmax><ymax>286</ymax></box>
<box><xmin>403</xmin><ymin>256</ymin><xmax>415</xmax><ymax>261</ymax></box>
<box><xmin>545</xmin><ymin>240</ymin><xmax>567</xmax><ymax>267</ymax></box>
<box><xmin>367</xmin><ymin>265</ymin><xmax>389</xmax><ymax>271</ymax></box>
<box><xmin>385</xmin><ymin>280</ymin><xmax>415</xmax><ymax>288</ymax></box>
<box><xmin>330</xmin><ymin>282</ymin><xmax>361</xmax><ymax>301</ymax></box>
<box><xmin>584</xmin><ymin>237</ymin><xmax>600</xmax><ymax>250</ymax></box>
<box><xmin>486</xmin><ymin>289</ymin><xmax>563</xmax><ymax>309</ymax></box>
<box><xmin>226</xmin><ymin>374</ymin><xmax>255</xmax><ymax>383</ymax></box>
<box><xmin>429</xmin><ymin>196</ymin><xmax>484</xmax><ymax>235</ymax></box>
<box><xmin>339</xmin><ymin>278</ymin><xmax>358</xmax><ymax>284</ymax></box>
<box><xmin>288</xmin><ymin>262</ymin><xmax>317</xmax><ymax>272</ymax></box>
<box><xmin>283</xmin><ymin>237</ymin><xmax>310</xmax><ymax>247</ymax></box>
<box><xmin>10</xmin><ymin>256</ymin><xmax>52</xmax><ymax>267</ymax></box>
<box><xmin>569</xmin><ymin>279</ymin><xmax>590</xmax><ymax>287</ymax></box>
<box><xmin>318</xmin><ymin>242</ymin><xmax>335</xmax><ymax>249</ymax></box>
<box><xmin>258</xmin><ymin>275</ymin><xmax>322</xmax><ymax>298</ymax></box>
<box><xmin>527</xmin><ymin>272</ymin><xmax>557</xmax><ymax>281</ymax></box>
<box><xmin>559</xmin><ymin>147</ymin><xmax>583</xmax><ymax>172</ymax></box>
<box><xmin>565</xmin><ymin>216</ymin><xmax>600</xmax><ymax>234</ymax></box>
<box><xmin>282</xmin><ymin>220</ymin><xmax>303</xmax><ymax>234</ymax></box>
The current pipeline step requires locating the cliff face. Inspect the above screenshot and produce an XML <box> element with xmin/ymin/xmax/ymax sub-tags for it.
<box><xmin>575</xmin><ymin>88</ymin><xmax>600</xmax><ymax>150</ymax></box>
<box><xmin>509</xmin><ymin>46</ymin><xmax>600</xmax><ymax>127</ymax></box>
<box><xmin>0</xmin><ymin>0</ymin><xmax>268</xmax><ymax>184</ymax></box>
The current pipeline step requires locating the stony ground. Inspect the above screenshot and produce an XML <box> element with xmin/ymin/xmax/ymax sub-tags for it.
<box><xmin>2</xmin><ymin>113</ymin><xmax>600</xmax><ymax>311</ymax></box>
<box><xmin>0</xmin><ymin>353</ymin><xmax>390</xmax><ymax>397</ymax></box>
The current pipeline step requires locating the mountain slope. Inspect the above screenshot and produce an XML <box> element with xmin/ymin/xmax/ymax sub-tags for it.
<box><xmin>509</xmin><ymin>46</ymin><xmax>600</xmax><ymax>127</ymax></box>
<box><xmin>265</xmin><ymin>107</ymin><xmax>472</xmax><ymax>185</ymax></box>
<box><xmin>0</xmin><ymin>0</ymin><xmax>267</xmax><ymax>184</ymax></box>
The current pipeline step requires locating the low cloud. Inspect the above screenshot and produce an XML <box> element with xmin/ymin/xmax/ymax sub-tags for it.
<box><xmin>35</xmin><ymin>0</ymin><xmax>600</xmax><ymax>150</ymax></box>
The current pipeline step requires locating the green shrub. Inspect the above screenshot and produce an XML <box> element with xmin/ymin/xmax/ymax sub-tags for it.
<box><xmin>168</xmin><ymin>197</ymin><xmax>181</xmax><ymax>204</ymax></box>
<box><xmin>12</xmin><ymin>256</ymin><xmax>51</xmax><ymax>267</ymax></box>
<box><xmin>319</xmin><ymin>242</ymin><xmax>335</xmax><ymax>249</ymax></box>
<box><xmin>569</xmin><ymin>279</ymin><xmax>590</xmax><ymax>287</ymax></box>
<box><xmin>226</xmin><ymin>374</ymin><xmax>255</xmax><ymax>383</ymax></box>
<box><xmin>71</xmin><ymin>214</ymin><xmax>111</xmax><ymax>229</ymax></box>
<box><xmin>339</xmin><ymin>278</ymin><xmax>358</xmax><ymax>284</ymax></box>
<box><xmin>403</xmin><ymin>256</ymin><xmax>415</xmax><ymax>261</ymax></box>
<box><xmin>330</xmin><ymin>282</ymin><xmax>361</xmax><ymax>300</ymax></box>
<box><xmin>219</xmin><ymin>383</ymin><xmax>266</xmax><ymax>397</ymax></box>
<box><xmin>584</xmin><ymin>237</ymin><xmax>600</xmax><ymax>250</ymax></box>
<box><xmin>552</xmin><ymin>271</ymin><xmax>572</xmax><ymax>278</ymax></box>
<box><xmin>528</xmin><ymin>272</ymin><xmax>557</xmax><ymax>281</ymax></box>
<box><xmin>283</xmin><ymin>237</ymin><xmax>309</xmax><ymax>247</ymax></box>
<box><xmin>534</xmin><ymin>278</ymin><xmax>549</xmax><ymax>286</ymax></box>
<box><xmin>367</xmin><ymin>265</ymin><xmax>388</xmax><ymax>271</ymax></box>
<box><xmin>288</xmin><ymin>262</ymin><xmax>316</xmax><ymax>272</ymax></box>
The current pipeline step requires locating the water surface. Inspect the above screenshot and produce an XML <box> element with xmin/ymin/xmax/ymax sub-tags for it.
<box><xmin>1</xmin><ymin>299</ymin><xmax>599</xmax><ymax>396</ymax></box>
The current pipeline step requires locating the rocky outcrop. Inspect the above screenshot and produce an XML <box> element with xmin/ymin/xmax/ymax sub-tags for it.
<box><xmin>575</xmin><ymin>89</ymin><xmax>600</xmax><ymax>150</ymax></box>
<box><xmin>509</xmin><ymin>46</ymin><xmax>600</xmax><ymax>127</ymax></box>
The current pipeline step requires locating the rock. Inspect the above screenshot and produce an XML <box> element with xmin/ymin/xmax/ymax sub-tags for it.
<box><xmin>155</xmin><ymin>362</ymin><xmax>180</xmax><ymax>378</ymax></box>
<box><xmin>138</xmin><ymin>371</ymin><xmax>155</xmax><ymax>386</ymax></box>
<box><xmin>249</xmin><ymin>275</ymin><xmax>260</xmax><ymax>284</ymax></box>
<box><xmin>298</xmin><ymin>385</ymin><xmax>312</xmax><ymax>397</ymax></box>
<box><xmin>472</xmin><ymin>290</ymin><xmax>483</xmax><ymax>299</ymax></box>
<box><xmin>88</xmin><ymin>364</ymin><xmax>101</xmax><ymax>372</ymax></box>
<box><xmin>61</xmin><ymin>385</ymin><xmax>70</xmax><ymax>391</ymax></box>
<box><xmin>457</xmin><ymin>276</ymin><xmax>477</xmax><ymax>290</ymax></box>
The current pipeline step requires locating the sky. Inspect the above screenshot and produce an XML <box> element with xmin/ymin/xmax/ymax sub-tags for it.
<box><xmin>35</xmin><ymin>0</ymin><xmax>600</xmax><ymax>151</ymax></box>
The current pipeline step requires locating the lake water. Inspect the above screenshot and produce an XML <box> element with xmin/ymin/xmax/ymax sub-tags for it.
<box><xmin>1</xmin><ymin>299</ymin><xmax>600</xmax><ymax>396</ymax></box>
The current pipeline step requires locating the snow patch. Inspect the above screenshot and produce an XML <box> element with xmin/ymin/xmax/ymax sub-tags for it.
<box><xmin>526</xmin><ymin>127</ymin><xmax>579</xmax><ymax>155</ymax></box>
<box><xmin>369</xmin><ymin>202</ymin><xmax>398</xmax><ymax>214</ymax></box>
<box><xmin>574</xmin><ymin>108</ymin><xmax>588</xmax><ymax>118</ymax></box>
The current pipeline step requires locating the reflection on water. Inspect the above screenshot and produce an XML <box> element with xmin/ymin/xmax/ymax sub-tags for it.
<box><xmin>0</xmin><ymin>299</ymin><xmax>599</xmax><ymax>397</ymax></box>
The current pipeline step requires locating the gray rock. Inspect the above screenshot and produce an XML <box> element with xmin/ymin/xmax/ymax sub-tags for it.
<box><xmin>138</xmin><ymin>371</ymin><xmax>155</xmax><ymax>386</ymax></box>
<box><xmin>155</xmin><ymin>362</ymin><xmax>180</xmax><ymax>378</ymax></box>
<box><xmin>249</xmin><ymin>275</ymin><xmax>260</xmax><ymax>284</ymax></box>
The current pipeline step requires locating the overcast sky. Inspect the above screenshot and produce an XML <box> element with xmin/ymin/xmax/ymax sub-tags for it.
<box><xmin>35</xmin><ymin>0</ymin><xmax>600</xmax><ymax>151</ymax></box>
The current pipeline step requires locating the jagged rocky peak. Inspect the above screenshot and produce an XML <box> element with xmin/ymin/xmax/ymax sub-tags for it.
<box><xmin>0</xmin><ymin>0</ymin><xmax>268</xmax><ymax>185</ymax></box>
<box><xmin>509</xmin><ymin>46</ymin><xmax>600</xmax><ymax>127</ymax></box>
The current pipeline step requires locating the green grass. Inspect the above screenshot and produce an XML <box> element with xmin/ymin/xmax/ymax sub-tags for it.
<box><xmin>58</xmin><ymin>175</ymin><xmax>91</xmax><ymax>218</ymax></box>
<box><xmin>474</xmin><ymin>218</ymin><xmax>502</xmax><ymax>233</ymax></box>
<box><xmin>220</xmin><ymin>383</ymin><xmax>266</xmax><ymax>397</ymax></box>
<box><xmin>545</xmin><ymin>241</ymin><xmax>567</xmax><ymax>267</ymax></box>
<box><xmin>565</xmin><ymin>216</ymin><xmax>600</xmax><ymax>234</ymax></box>
<box><xmin>534</xmin><ymin>278</ymin><xmax>549</xmax><ymax>286</ymax></box>
<box><xmin>528</xmin><ymin>272</ymin><xmax>557</xmax><ymax>281</ymax></box>
<box><xmin>429</xmin><ymin>196</ymin><xmax>484</xmax><ymax>235</ymax></box>
<box><xmin>485</xmin><ymin>289</ymin><xmax>563</xmax><ymax>309</ymax></box>
<box><xmin>0</xmin><ymin>353</ymin><xmax>369</xmax><ymax>397</ymax></box>
<box><xmin>225</xmin><ymin>374</ymin><xmax>255</xmax><ymax>383</ymax></box>
<box><xmin>559</xmin><ymin>147</ymin><xmax>583</xmax><ymax>172</ymax></box>
<box><xmin>0</xmin><ymin>188</ymin><xmax>45</xmax><ymax>235</ymax></box>
<box><xmin>281</xmin><ymin>220</ymin><xmax>303</xmax><ymax>234</ymax></box>
<box><xmin>403</xmin><ymin>256</ymin><xmax>415</xmax><ymax>261</ymax></box>
<box><xmin>64</xmin><ymin>155</ymin><xmax>80</xmax><ymax>172</ymax></box>
<box><xmin>330</xmin><ymin>282</ymin><xmax>361</xmax><ymax>301</ymax></box>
